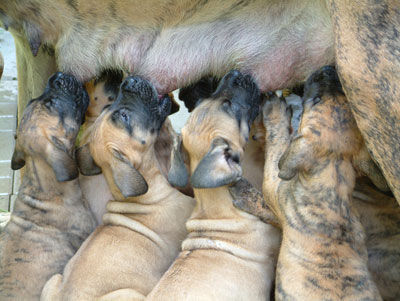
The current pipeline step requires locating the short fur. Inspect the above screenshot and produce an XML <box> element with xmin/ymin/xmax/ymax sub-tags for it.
<box><xmin>258</xmin><ymin>68</ymin><xmax>381</xmax><ymax>299</ymax></box>
<box><xmin>0</xmin><ymin>72</ymin><xmax>96</xmax><ymax>300</ymax></box>
<box><xmin>147</xmin><ymin>71</ymin><xmax>280</xmax><ymax>300</ymax></box>
<box><xmin>41</xmin><ymin>76</ymin><xmax>195</xmax><ymax>300</ymax></box>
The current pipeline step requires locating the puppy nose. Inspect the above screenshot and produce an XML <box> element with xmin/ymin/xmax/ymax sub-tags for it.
<box><xmin>50</xmin><ymin>72</ymin><xmax>78</xmax><ymax>91</ymax></box>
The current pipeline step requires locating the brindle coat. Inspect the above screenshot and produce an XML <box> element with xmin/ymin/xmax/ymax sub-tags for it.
<box><xmin>3</xmin><ymin>0</ymin><xmax>399</xmax><ymax>206</ymax></box>
<box><xmin>233</xmin><ymin>66</ymin><xmax>398</xmax><ymax>300</ymax></box>
<box><xmin>0</xmin><ymin>72</ymin><xmax>96</xmax><ymax>300</ymax></box>
<box><xmin>267</xmin><ymin>67</ymin><xmax>380</xmax><ymax>300</ymax></box>
<box><xmin>231</xmin><ymin>67</ymin><xmax>400</xmax><ymax>299</ymax></box>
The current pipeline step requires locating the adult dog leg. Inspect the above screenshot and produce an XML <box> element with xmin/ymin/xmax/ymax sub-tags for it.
<box><xmin>12</xmin><ymin>32</ymin><xmax>56</xmax><ymax>123</ymax></box>
<box><xmin>329</xmin><ymin>0</ymin><xmax>400</xmax><ymax>202</ymax></box>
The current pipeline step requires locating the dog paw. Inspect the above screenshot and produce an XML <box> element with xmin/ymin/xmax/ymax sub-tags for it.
<box><xmin>262</xmin><ymin>94</ymin><xmax>291</xmax><ymax>133</ymax></box>
<box><xmin>229</xmin><ymin>179</ymin><xmax>279</xmax><ymax>226</ymax></box>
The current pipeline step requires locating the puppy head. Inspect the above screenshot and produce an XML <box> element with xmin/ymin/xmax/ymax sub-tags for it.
<box><xmin>179</xmin><ymin>76</ymin><xmax>220</xmax><ymax>112</ymax></box>
<box><xmin>279</xmin><ymin>66</ymin><xmax>388</xmax><ymax>190</ymax></box>
<box><xmin>84</xmin><ymin>69</ymin><xmax>124</xmax><ymax>119</ymax></box>
<box><xmin>12</xmin><ymin>72</ymin><xmax>89</xmax><ymax>182</ymax></box>
<box><xmin>77</xmin><ymin>76</ymin><xmax>172</xmax><ymax>199</ymax></box>
<box><xmin>169</xmin><ymin>70</ymin><xmax>261</xmax><ymax>189</ymax></box>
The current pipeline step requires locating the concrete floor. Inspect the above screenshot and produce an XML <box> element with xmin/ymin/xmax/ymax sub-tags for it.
<box><xmin>0</xmin><ymin>29</ymin><xmax>19</xmax><ymax>212</ymax></box>
<box><xmin>0</xmin><ymin>28</ymin><xmax>190</xmax><ymax>212</ymax></box>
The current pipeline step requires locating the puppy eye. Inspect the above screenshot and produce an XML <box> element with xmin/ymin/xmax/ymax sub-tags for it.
<box><xmin>108</xmin><ymin>96</ymin><xmax>114</xmax><ymax>102</ymax></box>
<box><xmin>150</xmin><ymin>128</ymin><xmax>155</xmax><ymax>134</ymax></box>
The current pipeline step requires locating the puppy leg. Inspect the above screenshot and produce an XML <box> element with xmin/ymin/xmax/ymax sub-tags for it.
<box><xmin>229</xmin><ymin>179</ymin><xmax>279</xmax><ymax>227</ymax></box>
<box><xmin>262</xmin><ymin>96</ymin><xmax>292</xmax><ymax>212</ymax></box>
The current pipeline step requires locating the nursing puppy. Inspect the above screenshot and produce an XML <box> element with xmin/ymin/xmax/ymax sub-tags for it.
<box><xmin>147</xmin><ymin>71</ymin><xmax>280</xmax><ymax>300</ymax></box>
<box><xmin>179</xmin><ymin>76</ymin><xmax>266</xmax><ymax>191</ymax></box>
<box><xmin>83</xmin><ymin>69</ymin><xmax>124</xmax><ymax>129</ymax></box>
<box><xmin>80</xmin><ymin>70</ymin><xmax>189</xmax><ymax>224</ymax></box>
<box><xmin>236</xmin><ymin>66</ymin><xmax>381</xmax><ymax>300</ymax></box>
<box><xmin>0</xmin><ymin>72</ymin><xmax>96</xmax><ymax>300</ymax></box>
<box><xmin>41</xmin><ymin>76</ymin><xmax>195</xmax><ymax>300</ymax></box>
<box><xmin>3</xmin><ymin>1</ymin><xmax>400</xmax><ymax>204</ymax></box>
<box><xmin>78</xmin><ymin>69</ymin><xmax>124</xmax><ymax>225</ymax></box>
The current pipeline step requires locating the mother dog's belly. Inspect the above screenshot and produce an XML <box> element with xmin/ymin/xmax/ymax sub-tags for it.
<box><xmin>56</xmin><ymin>1</ymin><xmax>333</xmax><ymax>93</ymax></box>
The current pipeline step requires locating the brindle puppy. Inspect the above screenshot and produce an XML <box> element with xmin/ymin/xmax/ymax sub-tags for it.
<box><xmin>41</xmin><ymin>76</ymin><xmax>195</xmax><ymax>300</ymax></box>
<box><xmin>231</xmin><ymin>67</ymin><xmax>400</xmax><ymax>299</ymax></box>
<box><xmin>0</xmin><ymin>72</ymin><xmax>96</xmax><ymax>300</ymax></box>
<box><xmin>147</xmin><ymin>71</ymin><xmax>280</xmax><ymax>300</ymax></box>
<box><xmin>261</xmin><ymin>66</ymin><xmax>380</xmax><ymax>300</ymax></box>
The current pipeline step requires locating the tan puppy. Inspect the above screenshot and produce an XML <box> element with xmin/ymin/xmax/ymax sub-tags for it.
<box><xmin>179</xmin><ymin>76</ymin><xmax>266</xmax><ymax>191</ymax></box>
<box><xmin>41</xmin><ymin>76</ymin><xmax>195</xmax><ymax>300</ymax></box>
<box><xmin>147</xmin><ymin>70</ymin><xmax>280</xmax><ymax>300</ymax></box>
<box><xmin>260</xmin><ymin>66</ymin><xmax>380</xmax><ymax>300</ymax></box>
<box><xmin>0</xmin><ymin>72</ymin><xmax>96</xmax><ymax>300</ymax></box>
<box><xmin>83</xmin><ymin>70</ymin><xmax>124</xmax><ymax>128</ymax></box>
<box><xmin>79</xmin><ymin>70</ymin><xmax>124</xmax><ymax>225</ymax></box>
<box><xmin>79</xmin><ymin>70</ymin><xmax>190</xmax><ymax>224</ymax></box>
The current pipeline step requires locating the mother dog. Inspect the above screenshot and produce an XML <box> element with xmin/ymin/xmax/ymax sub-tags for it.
<box><xmin>0</xmin><ymin>0</ymin><xmax>399</xmax><ymax>201</ymax></box>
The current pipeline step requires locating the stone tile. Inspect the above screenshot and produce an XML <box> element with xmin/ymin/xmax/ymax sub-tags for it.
<box><xmin>13</xmin><ymin>169</ymin><xmax>20</xmax><ymax>195</ymax></box>
<box><xmin>0</xmin><ymin>103</ymin><xmax>17</xmax><ymax>116</ymax></box>
<box><xmin>0</xmin><ymin>116</ymin><xmax>16</xmax><ymax>130</ymax></box>
<box><xmin>0</xmin><ymin>161</ymin><xmax>12</xmax><ymax>178</ymax></box>
<box><xmin>0</xmin><ymin>177</ymin><xmax>12</xmax><ymax>195</ymax></box>
<box><xmin>0</xmin><ymin>195</ymin><xmax>9</xmax><ymax>211</ymax></box>
<box><xmin>0</xmin><ymin>132</ymin><xmax>15</xmax><ymax>161</ymax></box>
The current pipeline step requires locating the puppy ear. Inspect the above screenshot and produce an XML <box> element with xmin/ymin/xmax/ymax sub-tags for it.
<box><xmin>75</xmin><ymin>144</ymin><xmax>102</xmax><ymax>176</ymax></box>
<box><xmin>45</xmin><ymin>149</ymin><xmax>79</xmax><ymax>182</ymax></box>
<box><xmin>168</xmin><ymin>93</ymin><xmax>180</xmax><ymax>115</ymax></box>
<box><xmin>11</xmin><ymin>146</ymin><xmax>26</xmax><ymax>170</ymax></box>
<box><xmin>168</xmin><ymin>135</ymin><xmax>189</xmax><ymax>187</ymax></box>
<box><xmin>191</xmin><ymin>138</ymin><xmax>242</xmax><ymax>188</ymax></box>
<box><xmin>278</xmin><ymin>136</ymin><xmax>311</xmax><ymax>180</ymax></box>
<box><xmin>111</xmin><ymin>150</ymin><xmax>148</xmax><ymax>198</ymax></box>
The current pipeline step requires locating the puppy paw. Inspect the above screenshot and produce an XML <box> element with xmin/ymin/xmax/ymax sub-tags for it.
<box><xmin>262</xmin><ymin>94</ymin><xmax>291</xmax><ymax>139</ymax></box>
<box><xmin>229</xmin><ymin>179</ymin><xmax>279</xmax><ymax>226</ymax></box>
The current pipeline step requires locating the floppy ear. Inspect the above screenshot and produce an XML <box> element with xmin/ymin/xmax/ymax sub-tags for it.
<box><xmin>191</xmin><ymin>138</ymin><xmax>242</xmax><ymax>188</ymax></box>
<box><xmin>168</xmin><ymin>135</ymin><xmax>189</xmax><ymax>187</ymax></box>
<box><xmin>44</xmin><ymin>148</ymin><xmax>79</xmax><ymax>182</ymax></box>
<box><xmin>75</xmin><ymin>144</ymin><xmax>102</xmax><ymax>176</ymax></box>
<box><xmin>11</xmin><ymin>146</ymin><xmax>26</xmax><ymax>170</ymax></box>
<box><xmin>278</xmin><ymin>136</ymin><xmax>312</xmax><ymax>180</ymax></box>
<box><xmin>110</xmin><ymin>150</ymin><xmax>148</xmax><ymax>198</ymax></box>
<box><xmin>168</xmin><ymin>93</ymin><xmax>180</xmax><ymax>115</ymax></box>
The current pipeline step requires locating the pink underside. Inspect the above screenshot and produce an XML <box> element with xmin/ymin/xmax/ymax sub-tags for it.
<box><xmin>67</xmin><ymin>33</ymin><xmax>332</xmax><ymax>94</ymax></box>
<box><xmin>137</xmin><ymin>45</ymin><xmax>331</xmax><ymax>94</ymax></box>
